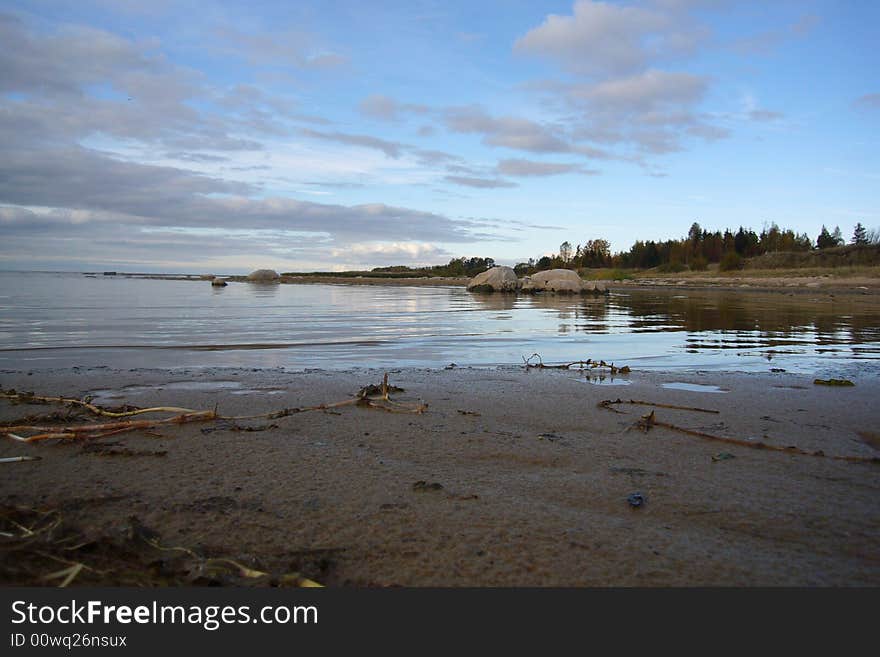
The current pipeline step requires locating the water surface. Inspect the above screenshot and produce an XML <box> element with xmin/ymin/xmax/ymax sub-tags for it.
<box><xmin>1</xmin><ymin>271</ymin><xmax>878</xmax><ymax>374</ymax></box>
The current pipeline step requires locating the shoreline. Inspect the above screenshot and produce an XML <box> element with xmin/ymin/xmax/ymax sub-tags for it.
<box><xmin>15</xmin><ymin>270</ymin><xmax>880</xmax><ymax>294</ymax></box>
<box><xmin>2</xmin><ymin>365</ymin><xmax>878</xmax><ymax>586</ymax></box>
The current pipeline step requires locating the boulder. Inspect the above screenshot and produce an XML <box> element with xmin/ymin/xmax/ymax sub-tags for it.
<box><xmin>520</xmin><ymin>269</ymin><xmax>608</xmax><ymax>295</ymax></box>
<box><xmin>521</xmin><ymin>269</ymin><xmax>583</xmax><ymax>294</ymax></box>
<box><xmin>211</xmin><ymin>277</ymin><xmax>228</xmax><ymax>287</ymax></box>
<box><xmin>246</xmin><ymin>269</ymin><xmax>280</xmax><ymax>282</ymax></box>
<box><xmin>466</xmin><ymin>266</ymin><xmax>518</xmax><ymax>293</ymax></box>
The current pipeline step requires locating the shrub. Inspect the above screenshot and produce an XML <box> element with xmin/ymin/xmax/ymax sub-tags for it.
<box><xmin>585</xmin><ymin>268</ymin><xmax>634</xmax><ymax>281</ymax></box>
<box><xmin>719</xmin><ymin>251</ymin><xmax>744</xmax><ymax>272</ymax></box>
<box><xmin>657</xmin><ymin>261</ymin><xmax>687</xmax><ymax>273</ymax></box>
<box><xmin>690</xmin><ymin>256</ymin><xmax>708</xmax><ymax>271</ymax></box>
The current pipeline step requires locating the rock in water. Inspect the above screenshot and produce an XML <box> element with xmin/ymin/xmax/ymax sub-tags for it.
<box><xmin>466</xmin><ymin>266</ymin><xmax>518</xmax><ymax>293</ymax></box>
<box><xmin>246</xmin><ymin>269</ymin><xmax>280</xmax><ymax>282</ymax></box>
<box><xmin>521</xmin><ymin>269</ymin><xmax>582</xmax><ymax>294</ymax></box>
<box><xmin>520</xmin><ymin>269</ymin><xmax>607</xmax><ymax>295</ymax></box>
<box><xmin>211</xmin><ymin>277</ymin><xmax>228</xmax><ymax>287</ymax></box>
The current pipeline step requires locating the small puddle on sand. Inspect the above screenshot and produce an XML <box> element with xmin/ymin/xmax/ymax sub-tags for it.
<box><xmin>88</xmin><ymin>380</ymin><xmax>285</xmax><ymax>404</ymax></box>
<box><xmin>661</xmin><ymin>382</ymin><xmax>727</xmax><ymax>393</ymax></box>
<box><xmin>582</xmin><ymin>377</ymin><xmax>631</xmax><ymax>386</ymax></box>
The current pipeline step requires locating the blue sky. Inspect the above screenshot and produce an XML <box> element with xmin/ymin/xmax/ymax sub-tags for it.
<box><xmin>0</xmin><ymin>0</ymin><xmax>877</xmax><ymax>273</ymax></box>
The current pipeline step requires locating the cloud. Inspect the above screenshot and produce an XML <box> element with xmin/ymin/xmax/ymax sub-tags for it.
<box><xmin>514</xmin><ymin>0</ymin><xmax>706</xmax><ymax>76</ymax></box>
<box><xmin>854</xmin><ymin>93</ymin><xmax>880</xmax><ymax>110</ymax></box>
<box><xmin>444</xmin><ymin>106</ymin><xmax>571</xmax><ymax>153</ymax></box>
<box><xmin>791</xmin><ymin>14</ymin><xmax>820</xmax><ymax>36</ymax></box>
<box><xmin>558</xmin><ymin>70</ymin><xmax>724</xmax><ymax>154</ymax></box>
<box><xmin>164</xmin><ymin>152</ymin><xmax>230</xmax><ymax>163</ymax></box>
<box><xmin>0</xmin><ymin>138</ymin><xmax>495</xmax><ymax>273</ymax></box>
<box><xmin>579</xmin><ymin>69</ymin><xmax>706</xmax><ymax>109</ymax></box>
<box><xmin>0</xmin><ymin>13</ymin><xmax>276</xmax><ymax>155</ymax></box>
<box><xmin>299</xmin><ymin>128</ymin><xmax>405</xmax><ymax>158</ymax></box>
<box><xmin>444</xmin><ymin>176</ymin><xmax>518</xmax><ymax>189</ymax></box>
<box><xmin>731</xmin><ymin>14</ymin><xmax>822</xmax><ymax>56</ymax></box>
<box><xmin>330</xmin><ymin>241</ymin><xmax>448</xmax><ymax>262</ymax></box>
<box><xmin>747</xmin><ymin>109</ymin><xmax>783</xmax><ymax>122</ymax></box>
<box><xmin>412</xmin><ymin>149</ymin><xmax>461</xmax><ymax>167</ymax></box>
<box><xmin>303</xmin><ymin>181</ymin><xmax>366</xmax><ymax>190</ymax></box>
<box><xmin>0</xmin><ymin>13</ymin><xmax>167</xmax><ymax>98</ymax></box>
<box><xmin>0</xmin><ymin>147</ymin><xmax>252</xmax><ymax>219</ymax></box>
<box><xmin>0</xmin><ymin>10</ymin><xmax>534</xmax><ymax>272</ymax></box>
<box><xmin>212</xmin><ymin>24</ymin><xmax>348</xmax><ymax>70</ymax></box>
<box><xmin>359</xmin><ymin>94</ymin><xmax>428</xmax><ymax>121</ymax></box>
<box><xmin>509</xmin><ymin>3</ymin><xmax>728</xmax><ymax>160</ymax></box>
<box><xmin>496</xmin><ymin>158</ymin><xmax>584</xmax><ymax>177</ymax></box>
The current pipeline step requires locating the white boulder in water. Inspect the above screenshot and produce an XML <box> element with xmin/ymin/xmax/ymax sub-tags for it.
<box><xmin>246</xmin><ymin>269</ymin><xmax>280</xmax><ymax>282</ymax></box>
<box><xmin>466</xmin><ymin>266</ymin><xmax>518</xmax><ymax>293</ymax></box>
<box><xmin>521</xmin><ymin>269</ymin><xmax>607</xmax><ymax>295</ymax></box>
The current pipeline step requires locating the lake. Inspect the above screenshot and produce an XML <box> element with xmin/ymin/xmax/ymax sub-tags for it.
<box><xmin>1</xmin><ymin>271</ymin><xmax>878</xmax><ymax>375</ymax></box>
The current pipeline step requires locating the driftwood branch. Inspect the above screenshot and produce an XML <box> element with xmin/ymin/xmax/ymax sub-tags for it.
<box><xmin>599</xmin><ymin>399</ymin><xmax>877</xmax><ymax>464</ymax></box>
<box><xmin>599</xmin><ymin>398</ymin><xmax>719</xmax><ymax>414</ymax></box>
<box><xmin>1</xmin><ymin>374</ymin><xmax>426</xmax><ymax>444</ymax></box>
<box><xmin>523</xmin><ymin>353</ymin><xmax>631</xmax><ymax>374</ymax></box>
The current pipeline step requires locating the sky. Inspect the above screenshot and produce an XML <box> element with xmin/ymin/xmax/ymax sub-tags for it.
<box><xmin>0</xmin><ymin>0</ymin><xmax>877</xmax><ymax>273</ymax></box>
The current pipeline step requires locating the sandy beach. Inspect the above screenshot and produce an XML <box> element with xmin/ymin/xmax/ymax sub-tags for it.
<box><xmin>2</xmin><ymin>365</ymin><xmax>878</xmax><ymax>586</ymax></box>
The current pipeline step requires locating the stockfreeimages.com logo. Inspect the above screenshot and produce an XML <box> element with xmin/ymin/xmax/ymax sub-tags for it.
<box><xmin>11</xmin><ymin>599</ymin><xmax>318</xmax><ymax>632</ymax></box>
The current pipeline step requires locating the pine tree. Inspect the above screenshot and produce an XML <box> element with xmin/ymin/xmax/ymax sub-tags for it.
<box><xmin>852</xmin><ymin>222</ymin><xmax>868</xmax><ymax>245</ymax></box>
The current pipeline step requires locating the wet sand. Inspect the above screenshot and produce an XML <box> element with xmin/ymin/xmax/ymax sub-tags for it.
<box><xmin>1</xmin><ymin>366</ymin><xmax>878</xmax><ymax>586</ymax></box>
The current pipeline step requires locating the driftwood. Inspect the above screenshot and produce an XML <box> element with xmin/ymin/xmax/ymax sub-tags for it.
<box><xmin>2</xmin><ymin>411</ymin><xmax>217</xmax><ymax>443</ymax></box>
<box><xmin>0</xmin><ymin>388</ymin><xmax>198</xmax><ymax>418</ymax></box>
<box><xmin>0</xmin><ymin>374</ymin><xmax>425</xmax><ymax>444</ymax></box>
<box><xmin>599</xmin><ymin>398</ymin><xmax>719</xmax><ymax>414</ymax></box>
<box><xmin>599</xmin><ymin>399</ymin><xmax>878</xmax><ymax>464</ymax></box>
<box><xmin>523</xmin><ymin>353</ymin><xmax>631</xmax><ymax>374</ymax></box>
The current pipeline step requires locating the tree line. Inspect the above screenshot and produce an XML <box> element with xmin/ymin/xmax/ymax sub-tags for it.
<box><xmin>360</xmin><ymin>222</ymin><xmax>876</xmax><ymax>278</ymax></box>
<box><xmin>513</xmin><ymin>221</ymin><xmax>876</xmax><ymax>274</ymax></box>
<box><xmin>372</xmin><ymin>256</ymin><xmax>495</xmax><ymax>278</ymax></box>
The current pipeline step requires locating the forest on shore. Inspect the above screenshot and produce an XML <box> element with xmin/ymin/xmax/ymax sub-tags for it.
<box><xmin>282</xmin><ymin>222</ymin><xmax>879</xmax><ymax>279</ymax></box>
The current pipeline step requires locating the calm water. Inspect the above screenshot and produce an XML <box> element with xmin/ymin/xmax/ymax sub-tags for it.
<box><xmin>1</xmin><ymin>271</ymin><xmax>879</xmax><ymax>374</ymax></box>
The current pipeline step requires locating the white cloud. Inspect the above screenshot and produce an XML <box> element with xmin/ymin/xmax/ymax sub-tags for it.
<box><xmin>359</xmin><ymin>94</ymin><xmax>428</xmax><ymax>121</ymax></box>
<box><xmin>444</xmin><ymin>106</ymin><xmax>571</xmax><ymax>153</ymax></box>
<box><xmin>331</xmin><ymin>241</ymin><xmax>446</xmax><ymax>261</ymax></box>
<box><xmin>514</xmin><ymin>0</ymin><xmax>705</xmax><ymax>76</ymax></box>
<box><xmin>496</xmin><ymin>158</ymin><xmax>584</xmax><ymax>177</ymax></box>
<box><xmin>444</xmin><ymin>175</ymin><xmax>518</xmax><ymax>189</ymax></box>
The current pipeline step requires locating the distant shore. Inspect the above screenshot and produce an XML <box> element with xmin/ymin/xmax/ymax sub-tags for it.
<box><xmin>1</xmin><ymin>365</ymin><xmax>878</xmax><ymax>586</ymax></box>
<box><xmin>77</xmin><ymin>269</ymin><xmax>880</xmax><ymax>294</ymax></box>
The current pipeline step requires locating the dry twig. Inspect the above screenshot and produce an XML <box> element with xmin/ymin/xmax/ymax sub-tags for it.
<box><xmin>523</xmin><ymin>353</ymin><xmax>631</xmax><ymax>374</ymax></box>
<box><xmin>598</xmin><ymin>399</ymin><xmax>878</xmax><ymax>464</ymax></box>
<box><xmin>1</xmin><ymin>374</ymin><xmax>425</xmax><ymax>444</ymax></box>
